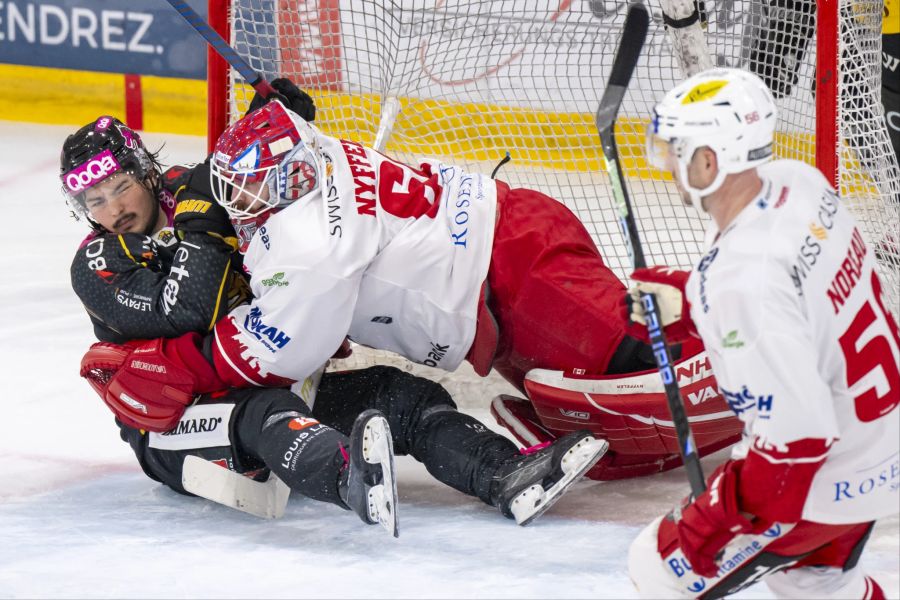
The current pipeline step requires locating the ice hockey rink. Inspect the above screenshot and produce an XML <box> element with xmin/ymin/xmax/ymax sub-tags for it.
<box><xmin>0</xmin><ymin>120</ymin><xmax>897</xmax><ymax>598</ymax></box>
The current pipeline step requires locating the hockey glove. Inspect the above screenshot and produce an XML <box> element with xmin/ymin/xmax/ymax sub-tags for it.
<box><xmin>672</xmin><ymin>460</ymin><xmax>766</xmax><ymax>578</ymax></box>
<box><xmin>624</xmin><ymin>266</ymin><xmax>697</xmax><ymax>343</ymax></box>
<box><xmin>173</xmin><ymin>165</ymin><xmax>237</xmax><ymax>239</ymax></box>
<box><xmin>248</xmin><ymin>78</ymin><xmax>316</xmax><ymax>122</ymax></box>
<box><xmin>80</xmin><ymin>333</ymin><xmax>227</xmax><ymax>432</ymax></box>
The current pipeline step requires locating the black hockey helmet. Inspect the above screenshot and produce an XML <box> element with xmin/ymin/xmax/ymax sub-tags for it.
<box><xmin>60</xmin><ymin>116</ymin><xmax>162</xmax><ymax>228</ymax></box>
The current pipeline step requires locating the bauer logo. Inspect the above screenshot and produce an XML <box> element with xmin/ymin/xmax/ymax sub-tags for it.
<box><xmin>64</xmin><ymin>149</ymin><xmax>121</xmax><ymax>193</ymax></box>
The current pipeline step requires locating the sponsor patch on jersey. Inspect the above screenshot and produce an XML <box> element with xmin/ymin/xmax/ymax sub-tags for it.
<box><xmin>423</xmin><ymin>341</ymin><xmax>450</xmax><ymax>368</ymax></box>
<box><xmin>261</xmin><ymin>272</ymin><xmax>289</xmax><ymax>287</ymax></box>
<box><xmin>809</xmin><ymin>221</ymin><xmax>828</xmax><ymax>240</ymax></box>
<box><xmin>721</xmin><ymin>330</ymin><xmax>745</xmax><ymax>349</ymax></box>
<box><xmin>721</xmin><ymin>385</ymin><xmax>773</xmax><ymax>418</ymax></box>
<box><xmin>831</xmin><ymin>455</ymin><xmax>899</xmax><ymax>504</ymax></box>
<box><xmin>148</xmin><ymin>403</ymin><xmax>235</xmax><ymax>451</ymax></box>
<box><xmin>243</xmin><ymin>306</ymin><xmax>291</xmax><ymax>351</ymax></box>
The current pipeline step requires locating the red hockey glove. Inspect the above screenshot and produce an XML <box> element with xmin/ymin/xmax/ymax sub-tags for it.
<box><xmin>80</xmin><ymin>333</ymin><xmax>227</xmax><ymax>432</ymax></box>
<box><xmin>674</xmin><ymin>460</ymin><xmax>766</xmax><ymax>578</ymax></box>
<box><xmin>624</xmin><ymin>266</ymin><xmax>697</xmax><ymax>343</ymax></box>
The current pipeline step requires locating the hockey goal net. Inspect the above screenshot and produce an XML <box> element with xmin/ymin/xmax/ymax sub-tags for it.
<box><xmin>207</xmin><ymin>0</ymin><xmax>900</xmax><ymax>393</ymax></box>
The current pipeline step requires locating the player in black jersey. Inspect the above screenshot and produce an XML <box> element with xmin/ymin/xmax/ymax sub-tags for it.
<box><xmin>64</xmin><ymin>81</ymin><xmax>606</xmax><ymax>528</ymax></box>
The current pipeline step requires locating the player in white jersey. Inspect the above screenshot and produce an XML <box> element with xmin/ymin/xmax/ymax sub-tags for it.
<box><xmin>82</xmin><ymin>95</ymin><xmax>746</xmax><ymax>482</ymax></box>
<box><xmin>624</xmin><ymin>68</ymin><xmax>898</xmax><ymax>598</ymax></box>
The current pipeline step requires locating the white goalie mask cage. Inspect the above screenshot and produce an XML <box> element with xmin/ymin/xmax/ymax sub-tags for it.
<box><xmin>210</xmin><ymin>100</ymin><xmax>324</xmax><ymax>223</ymax></box>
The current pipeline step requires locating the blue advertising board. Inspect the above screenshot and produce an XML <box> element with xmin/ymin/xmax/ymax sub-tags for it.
<box><xmin>0</xmin><ymin>0</ymin><xmax>208</xmax><ymax>79</ymax></box>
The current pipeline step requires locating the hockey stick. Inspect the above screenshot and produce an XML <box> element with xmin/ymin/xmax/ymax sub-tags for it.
<box><xmin>594</xmin><ymin>2</ymin><xmax>706</xmax><ymax>496</ymax></box>
<box><xmin>182</xmin><ymin>455</ymin><xmax>291</xmax><ymax>519</ymax></box>
<box><xmin>658</xmin><ymin>0</ymin><xmax>714</xmax><ymax>78</ymax></box>
<box><xmin>163</xmin><ymin>0</ymin><xmax>278</xmax><ymax>99</ymax></box>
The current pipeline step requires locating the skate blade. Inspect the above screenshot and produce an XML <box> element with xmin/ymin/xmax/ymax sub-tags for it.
<box><xmin>362</xmin><ymin>416</ymin><xmax>400</xmax><ymax>538</ymax></box>
<box><xmin>510</xmin><ymin>437</ymin><xmax>609</xmax><ymax>526</ymax></box>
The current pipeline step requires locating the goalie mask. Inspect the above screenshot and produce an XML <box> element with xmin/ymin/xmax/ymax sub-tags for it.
<box><xmin>60</xmin><ymin>116</ymin><xmax>159</xmax><ymax>230</ymax></box>
<box><xmin>646</xmin><ymin>68</ymin><xmax>777</xmax><ymax>207</ymax></box>
<box><xmin>210</xmin><ymin>100</ymin><xmax>322</xmax><ymax>251</ymax></box>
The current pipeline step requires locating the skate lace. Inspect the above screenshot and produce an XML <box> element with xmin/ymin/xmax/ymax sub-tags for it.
<box><xmin>519</xmin><ymin>440</ymin><xmax>552</xmax><ymax>455</ymax></box>
<box><xmin>338</xmin><ymin>442</ymin><xmax>350</xmax><ymax>472</ymax></box>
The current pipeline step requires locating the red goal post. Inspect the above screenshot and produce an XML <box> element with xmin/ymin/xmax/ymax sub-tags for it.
<box><xmin>207</xmin><ymin>0</ymin><xmax>899</xmax><ymax>312</ymax></box>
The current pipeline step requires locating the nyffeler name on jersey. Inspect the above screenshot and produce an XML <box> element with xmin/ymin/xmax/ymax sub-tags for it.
<box><xmin>340</xmin><ymin>139</ymin><xmax>376</xmax><ymax>217</ymax></box>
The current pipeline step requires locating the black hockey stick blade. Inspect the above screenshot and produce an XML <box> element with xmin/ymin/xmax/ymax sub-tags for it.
<box><xmin>593</xmin><ymin>2</ymin><xmax>707</xmax><ymax>496</ymax></box>
<box><xmin>596</xmin><ymin>3</ymin><xmax>650</xmax><ymax>134</ymax></box>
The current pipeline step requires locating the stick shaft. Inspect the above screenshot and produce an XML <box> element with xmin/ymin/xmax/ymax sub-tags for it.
<box><xmin>165</xmin><ymin>0</ymin><xmax>277</xmax><ymax>99</ymax></box>
<box><xmin>595</xmin><ymin>2</ymin><xmax>706</xmax><ymax>496</ymax></box>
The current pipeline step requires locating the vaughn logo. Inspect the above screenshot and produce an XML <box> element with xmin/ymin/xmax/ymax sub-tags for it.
<box><xmin>63</xmin><ymin>149</ymin><xmax>121</xmax><ymax>192</ymax></box>
<box><xmin>161</xmin><ymin>417</ymin><xmax>223</xmax><ymax>436</ymax></box>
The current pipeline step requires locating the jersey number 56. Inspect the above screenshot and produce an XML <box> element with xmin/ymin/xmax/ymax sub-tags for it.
<box><xmin>839</xmin><ymin>271</ymin><xmax>900</xmax><ymax>422</ymax></box>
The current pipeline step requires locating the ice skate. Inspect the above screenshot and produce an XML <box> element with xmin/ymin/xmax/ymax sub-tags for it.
<box><xmin>339</xmin><ymin>409</ymin><xmax>399</xmax><ymax>537</ymax></box>
<box><xmin>490</xmin><ymin>431</ymin><xmax>608</xmax><ymax>526</ymax></box>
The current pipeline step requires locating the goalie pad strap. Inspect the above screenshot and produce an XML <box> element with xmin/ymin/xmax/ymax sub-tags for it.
<box><xmin>662</xmin><ymin>8</ymin><xmax>700</xmax><ymax>29</ymax></box>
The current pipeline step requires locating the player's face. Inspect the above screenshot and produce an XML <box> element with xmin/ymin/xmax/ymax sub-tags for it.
<box><xmin>83</xmin><ymin>173</ymin><xmax>159</xmax><ymax>234</ymax></box>
<box><xmin>230</xmin><ymin>176</ymin><xmax>271</xmax><ymax>216</ymax></box>
<box><xmin>671</xmin><ymin>148</ymin><xmax>717</xmax><ymax>207</ymax></box>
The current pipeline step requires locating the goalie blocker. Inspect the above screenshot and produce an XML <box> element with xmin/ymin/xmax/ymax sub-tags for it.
<box><xmin>491</xmin><ymin>347</ymin><xmax>742</xmax><ymax>481</ymax></box>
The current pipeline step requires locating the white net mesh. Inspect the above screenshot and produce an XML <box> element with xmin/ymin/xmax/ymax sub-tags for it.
<box><xmin>218</xmin><ymin>0</ymin><xmax>900</xmax><ymax>388</ymax></box>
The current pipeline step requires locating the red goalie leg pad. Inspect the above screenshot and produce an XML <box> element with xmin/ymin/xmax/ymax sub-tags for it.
<box><xmin>490</xmin><ymin>394</ymin><xmax>558</xmax><ymax>447</ymax></box>
<box><xmin>522</xmin><ymin>352</ymin><xmax>743</xmax><ymax>475</ymax></box>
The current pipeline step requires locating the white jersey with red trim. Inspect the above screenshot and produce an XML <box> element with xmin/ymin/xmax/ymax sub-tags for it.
<box><xmin>686</xmin><ymin>160</ymin><xmax>900</xmax><ymax>524</ymax></box>
<box><xmin>213</xmin><ymin>131</ymin><xmax>497</xmax><ymax>385</ymax></box>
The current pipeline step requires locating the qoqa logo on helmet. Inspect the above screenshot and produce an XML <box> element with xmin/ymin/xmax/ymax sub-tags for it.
<box><xmin>65</xmin><ymin>149</ymin><xmax>122</xmax><ymax>193</ymax></box>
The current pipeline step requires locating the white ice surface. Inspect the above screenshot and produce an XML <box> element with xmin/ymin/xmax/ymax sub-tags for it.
<box><xmin>0</xmin><ymin>121</ymin><xmax>896</xmax><ymax>598</ymax></box>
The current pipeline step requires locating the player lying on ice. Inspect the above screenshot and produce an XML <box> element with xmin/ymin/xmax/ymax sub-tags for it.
<box><xmin>67</xmin><ymin>80</ymin><xmax>607</xmax><ymax>532</ymax></box>
<box><xmin>625</xmin><ymin>68</ymin><xmax>898</xmax><ymax>599</ymax></box>
<box><xmin>79</xmin><ymin>77</ymin><xmax>748</xmax><ymax>487</ymax></box>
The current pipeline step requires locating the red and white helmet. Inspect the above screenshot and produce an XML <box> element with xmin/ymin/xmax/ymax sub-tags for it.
<box><xmin>210</xmin><ymin>100</ymin><xmax>321</xmax><ymax>236</ymax></box>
